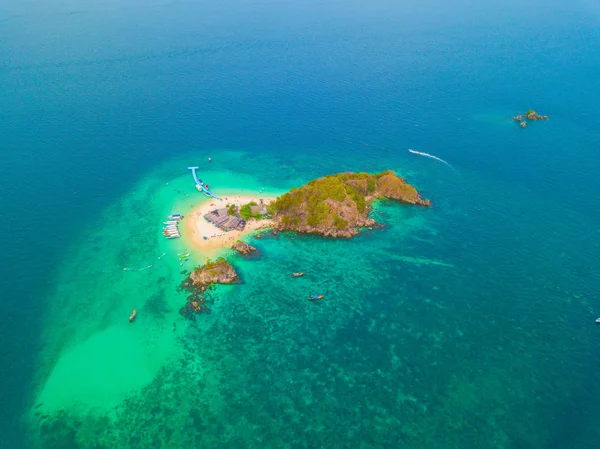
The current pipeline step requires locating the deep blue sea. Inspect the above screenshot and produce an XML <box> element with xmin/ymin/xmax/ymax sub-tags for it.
<box><xmin>1</xmin><ymin>0</ymin><xmax>600</xmax><ymax>447</ymax></box>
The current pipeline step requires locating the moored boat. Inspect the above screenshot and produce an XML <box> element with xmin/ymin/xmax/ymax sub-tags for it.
<box><xmin>308</xmin><ymin>295</ymin><xmax>324</xmax><ymax>301</ymax></box>
<box><xmin>129</xmin><ymin>309</ymin><xmax>137</xmax><ymax>322</ymax></box>
<box><xmin>291</xmin><ymin>272</ymin><xmax>304</xmax><ymax>278</ymax></box>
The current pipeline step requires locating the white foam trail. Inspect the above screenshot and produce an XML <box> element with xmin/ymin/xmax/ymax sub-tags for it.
<box><xmin>408</xmin><ymin>149</ymin><xmax>453</xmax><ymax>169</ymax></box>
<box><xmin>123</xmin><ymin>264</ymin><xmax>153</xmax><ymax>272</ymax></box>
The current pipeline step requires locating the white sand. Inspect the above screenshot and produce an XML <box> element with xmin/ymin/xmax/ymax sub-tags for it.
<box><xmin>185</xmin><ymin>195</ymin><xmax>275</xmax><ymax>255</ymax></box>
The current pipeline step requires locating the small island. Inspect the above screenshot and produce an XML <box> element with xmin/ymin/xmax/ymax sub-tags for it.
<box><xmin>267</xmin><ymin>170</ymin><xmax>429</xmax><ymax>238</ymax></box>
<box><xmin>180</xmin><ymin>258</ymin><xmax>239</xmax><ymax>316</ymax></box>
<box><xmin>180</xmin><ymin>171</ymin><xmax>429</xmax><ymax>314</ymax></box>
<box><xmin>185</xmin><ymin>257</ymin><xmax>239</xmax><ymax>291</ymax></box>
<box><xmin>513</xmin><ymin>110</ymin><xmax>549</xmax><ymax>128</ymax></box>
<box><xmin>186</xmin><ymin>170</ymin><xmax>429</xmax><ymax>249</ymax></box>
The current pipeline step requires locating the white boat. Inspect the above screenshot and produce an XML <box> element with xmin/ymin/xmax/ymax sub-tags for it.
<box><xmin>164</xmin><ymin>225</ymin><xmax>178</xmax><ymax>230</ymax></box>
<box><xmin>163</xmin><ymin>221</ymin><xmax>178</xmax><ymax>225</ymax></box>
<box><xmin>168</xmin><ymin>214</ymin><xmax>183</xmax><ymax>220</ymax></box>
<box><xmin>166</xmin><ymin>235</ymin><xmax>180</xmax><ymax>239</ymax></box>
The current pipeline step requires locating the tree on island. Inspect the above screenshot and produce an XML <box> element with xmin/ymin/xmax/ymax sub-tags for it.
<box><xmin>239</xmin><ymin>201</ymin><xmax>263</xmax><ymax>220</ymax></box>
<box><xmin>266</xmin><ymin>170</ymin><xmax>429</xmax><ymax>238</ymax></box>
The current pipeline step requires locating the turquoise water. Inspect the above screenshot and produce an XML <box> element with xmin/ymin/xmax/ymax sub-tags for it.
<box><xmin>2</xmin><ymin>0</ymin><xmax>600</xmax><ymax>447</ymax></box>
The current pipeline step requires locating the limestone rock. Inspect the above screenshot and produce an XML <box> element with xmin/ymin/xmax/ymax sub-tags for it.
<box><xmin>231</xmin><ymin>240</ymin><xmax>256</xmax><ymax>256</ymax></box>
<box><xmin>187</xmin><ymin>257</ymin><xmax>239</xmax><ymax>291</ymax></box>
<box><xmin>269</xmin><ymin>170</ymin><xmax>430</xmax><ymax>239</ymax></box>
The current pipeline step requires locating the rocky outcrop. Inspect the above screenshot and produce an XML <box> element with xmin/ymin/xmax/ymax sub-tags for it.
<box><xmin>514</xmin><ymin>110</ymin><xmax>548</xmax><ymax>127</ymax></box>
<box><xmin>524</xmin><ymin>110</ymin><xmax>549</xmax><ymax>121</ymax></box>
<box><xmin>269</xmin><ymin>171</ymin><xmax>430</xmax><ymax>239</ymax></box>
<box><xmin>374</xmin><ymin>172</ymin><xmax>431</xmax><ymax>206</ymax></box>
<box><xmin>186</xmin><ymin>257</ymin><xmax>239</xmax><ymax>291</ymax></box>
<box><xmin>231</xmin><ymin>240</ymin><xmax>256</xmax><ymax>256</ymax></box>
<box><xmin>180</xmin><ymin>258</ymin><xmax>237</xmax><ymax>318</ymax></box>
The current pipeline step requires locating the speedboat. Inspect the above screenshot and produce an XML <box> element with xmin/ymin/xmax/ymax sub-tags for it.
<box><xmin>308</xmin><ymin>295</ymin><xmax>324</xmax><ymax>301</ymax></box>
<box><xmin>596</xmin><ymin>318</ymin><xmax>600</xmax><ymax>323</ymax></box>
<box><xmin>168</xmin><ymin>214</ymin><xmax>183</xmax><ymax>220</ymax></box>
<box><xmin>129</xmin><ymin>309</ymin><xmax>137</xmax><ymax>322</ymax></box>
<box><xmin>291</xmin><ymin>272</ymin><xmax>304</xmax><ymax>278</ymax></box>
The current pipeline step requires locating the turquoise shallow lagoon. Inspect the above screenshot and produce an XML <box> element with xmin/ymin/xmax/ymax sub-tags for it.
<box><xmin>2</xmin><ymin>0</ymin><xmax>600</xmax><ymax>448</ymax></box>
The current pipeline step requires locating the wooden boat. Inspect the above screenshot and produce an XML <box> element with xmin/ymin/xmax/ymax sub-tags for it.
<box><xmin>291</xmin><ymin>272</ymin><xmax>304</xmax><ymax>278</ymax></box>
<box><xmin>129</xmin><ymin>309</ymin><xmax>137</xmax><ymax>322</ymax></box>
<box><xmin>308</xmin><ymin>295</ymin><xmax>324</xmax><ymax>301</ymax></box>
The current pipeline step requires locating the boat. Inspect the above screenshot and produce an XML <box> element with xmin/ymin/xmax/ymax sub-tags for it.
<box><xmin>163</xmin><ymin>221</ymin><xmax>178</xmax><ymax>225</ymax></box>
<box><xmin>166</xmin><ymin>235</ymin><xmax>180</xmax><ymax>239</ymax></box>
<box><xmin>129</xmin><ymin>309</ymin><xmax>137</xmax><ymax>322</ymax></box>
<box><xmin>596</xmin><ymin>318</ymin><xmax>600</xmax><ymax>323</ymax></box>
<box><xmin>308</xmin><ymin>295</ymin><xmax>324</xmax><ymax>301</ymax></box>
<box><xmin>291</xmin><ymin>272</ymin><xmax>304</xmax><ymax>278</ymax></box>
<box><xmin>168</xmin><ymin>214</ymin><xmax>183</xmax><ymax>220</ymax></box>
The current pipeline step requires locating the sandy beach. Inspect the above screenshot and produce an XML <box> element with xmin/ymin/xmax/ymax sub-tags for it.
<box><xmin>185</xmin><ymin>195</ymin><xmax>275</xmax><ymax>254</ymax></box>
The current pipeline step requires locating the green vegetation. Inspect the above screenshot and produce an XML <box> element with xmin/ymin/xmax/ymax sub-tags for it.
<box><xmin>202</xmin><ymin>257</ymin><xmax>227</xmax><ymax>270</ymax></box>
<box><xmin>333</xmin><ymin>215</ymin><xmax>348</xmax><ymax>229</ymax></box>
<box><xmin>270</xmin><ymin>172</ymin><xmax>381</xmax><ymax>226</ymax></box>
<box><xmin>367</xmin><ymin>178</ymin><xmax>376</xmax><ymax>193</ymax></box>
<box><xmin>239</xmin><ymin>201</ymin><xmax>263</xmax><ymax>220</ymax></box>
<box><xmin>227</xmin><ymin>204</ymin><xmax>237</xmax><ymax>216</ymax></box>
<box><xmin>267</xmin><ymin>170</ymin><xmax>427</xmax><ymax>236</ymax></box>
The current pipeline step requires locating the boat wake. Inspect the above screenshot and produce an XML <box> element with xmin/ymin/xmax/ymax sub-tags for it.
<box><xmin>408</xmin><ymin>149</ymin><xmax>454</xmax><ymax>169</ymax></box>
<box><xmin>123</xmin><ymin>265</ymin><xmax>153</xmax><ymax>272</ymax></box>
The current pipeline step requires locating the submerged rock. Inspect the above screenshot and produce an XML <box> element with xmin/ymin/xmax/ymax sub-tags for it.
<box><xmin>231</xmin><ymin>240</ymin><xmax>256</xmax><ymax>256</ymax></box>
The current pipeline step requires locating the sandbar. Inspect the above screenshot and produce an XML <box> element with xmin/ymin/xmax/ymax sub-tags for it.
<box><xmin>184</xmin><ymin>195</ymin><xmax>275</xmax><ymax>255</ymax></box>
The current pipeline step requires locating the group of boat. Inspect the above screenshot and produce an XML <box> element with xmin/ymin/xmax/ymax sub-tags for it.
<box><xmin>163</xmin><ymin>213</ymin><xmax>183</xmax><ymax>239</ymax></box>
<box><xmin>289</xmin><ymin>272</ymin><xmax>324</xmax><ymax>300</ymax></box>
